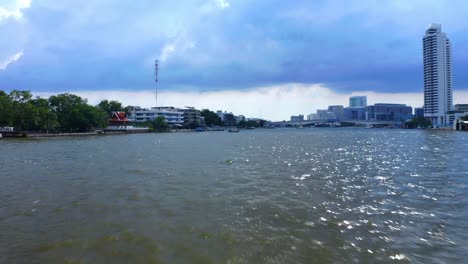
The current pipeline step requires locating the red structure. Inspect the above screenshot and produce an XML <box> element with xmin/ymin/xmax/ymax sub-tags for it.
<box><xmin>108</xmin><ymin>111</ymin><xmax>130</xmax><ymax>127</ymax></box>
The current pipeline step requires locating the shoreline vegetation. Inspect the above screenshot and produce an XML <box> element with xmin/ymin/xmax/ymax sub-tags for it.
<box><xmin>0</xmin><ymin>90</ymin><xmax>267</xmax><ymax>138</ymax></box>
<box><xmin>1</xmin><ymin>90</ymin><xmax>466</xmax><ymax>139</ymax></box>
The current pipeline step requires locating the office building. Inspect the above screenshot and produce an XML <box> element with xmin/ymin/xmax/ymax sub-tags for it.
<box><xmin>366</xmin><ymin>104</ymin><xmax>413</xmax><ymax>121</ymax></box>
<box><xmin>414</xmin><ymin>107</ymin><xmax>424</xmax><ymax>118</ymax></box>
<box><xmin>454</xmin><ymin>104</ymin><xmax>468</xmax><ymax>112</ymax></box>
<box><xmin>328</xmin><ymin>105</ymin><xmax>344</xmax><ymax>121</ymax></box>
<box><xmin>349</xmin><ymin>96</ymin><xmax>367</xmax><ymax>107</ymax></box>
<box><xmin>423</xmin><ymin>24</ymin><xmax>453</xmax><ymax>127</ymax></box>
<box><xmin>290</xmin><ymin>115</ymin><xmax>304</xmax><ymax>122</ymax></box>
<box><xmin>343</xmin><ymin>107</ymin><xmax>366</xmax><ymax>120</ymax></box>
<box><xmin>316</xmin><ymin>109</ymin><xmax>336</xmax><ymax>120</ymax></box>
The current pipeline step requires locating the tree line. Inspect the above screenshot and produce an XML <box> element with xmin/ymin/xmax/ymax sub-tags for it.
<box><xmin>0</xmin><ymin>90</ymin><xmax>126</xmax><ymax>132</ymax></box>
<box><xmin>1</xmin><ymin>90</ymin><xmax>267</xmax><ymax>132</ymax></box>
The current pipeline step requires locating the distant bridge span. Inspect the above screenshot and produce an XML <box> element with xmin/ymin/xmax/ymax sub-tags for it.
<box><xmin>268</xmin><ymin>120</ymin><xmax>403</xmax><ymax>127</ymax></box>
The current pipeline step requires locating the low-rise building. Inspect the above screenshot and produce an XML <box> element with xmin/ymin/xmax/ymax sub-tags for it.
<box><xmin>447</xmin><ymin>111</ymin><xmax>468</xmax><ymax>127</ymax></box>
<box><xmin>366</xmin><ymin>103</ymin><xmax>413</xmax><ymax>121</ymax></box>
<box><xmin>307</xmin><ymin>113</ymin><xmax>318</xmax><ymax>121</ymax></box>
<box><xmin>236</xmin><ymin>115</ymin><xmax>246</xmax><ymax>124</ymax></box>
<box><xmin>343</xmin><ymin>107</ymin><xmax>366</xmax><ymax>121</ymax></box>
<box><xmin>181</xmin><ymin>107</ymin><xmax>204</xmax><ymax>128</ymax></box>
<box><xmin>328</xmin><ymin>105</ymin><xmax>344</xmax><ymax>121</ymax></box>
<box><xmin>454</xmin><ymin>104</ymin><xmax>468</xmax><ymax>112</ymax></box>
<box><xmin>128</xmin><ymin>106</ymin><xmax>184</xmax><ymax>126</ymax></box>
<box><xmin>223</xmin><ymin>113</ymin><xmax>236</xmax><ymax>126</ymax></box>
<box><xmin>414</xmin><ymin>107</ymin><xmax>424</xmax><ymax>118</ymax></box>
<box><xmin>316</xmin><ymin>109</ymin><xmax>336</xmax><ymax>120</ymax></box>
<box><xmin>290</xmin><ymin>115</ymin><xmax>304</xmax><ymax>122</ymax></box>
<box><xmin>105</xmin><ymin>111</ymin><xmax>149</xmax><ymax>133</ymax></box>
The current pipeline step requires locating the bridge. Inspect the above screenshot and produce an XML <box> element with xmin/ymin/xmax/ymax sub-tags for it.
<box><xmin>267</xmin><ymin>120</ymin><xmax>403</xmax><ymax>127</ymax></box>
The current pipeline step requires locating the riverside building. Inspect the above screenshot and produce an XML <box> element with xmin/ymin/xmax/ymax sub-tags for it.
<box><xmin>414</xmin><ymin>107</ymin><xmax>424</xmax><ymax>118</ymax></box>
<box><xmin>349</xmin><ymin>96</ymin><xmax>367</xmax><ymax>108</ymax></box>
<box><xmin>366</xmin><ymin>104</ymin><xmax>413</xmax><ymax>122</ymax></box>
<box><xmin>328</xmin><ymin>105</ymin><xmax>344</xmax><ymax>121</ymax></box>
<box><xmin>423</xmin><ymin>24</ymin><xmax>453</xmax><ymax>127</ymax></box>
<box><xmin>181</xmin><ymin>107</ymin><xmax>204</xmax><ymax>128</ymax></box>
<box><xmin>290</xmin><ymin>115</ymin><xmax>304</xmax><ymax>122</ymax></box>
<box><xmin>128</xmin><ymin>106</ymin><xmax>184</xmax><ymax>126</ymax></box>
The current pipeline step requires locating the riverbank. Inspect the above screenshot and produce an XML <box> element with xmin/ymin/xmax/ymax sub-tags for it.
<box><xmin>1</xmin><ymin>128</ymin><xmax>223</xmax><ymax>139</ymax></box>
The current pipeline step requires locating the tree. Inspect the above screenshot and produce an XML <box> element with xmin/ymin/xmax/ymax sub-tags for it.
<box><xmin>237</xmin><ymin>119</ymin><xmax>266</xmax><ymax>128</ymax></box>
<box><xmin>405</xmin><ymin>116</ymin><xmax>432</xmax><ymax>129</ymax></box>
<box><xmin>97</xmin><ymin>100</ymin><xmax>123</xmax><ymax>117</ymax></box>
<box><xmin>200</xmin><ymin>109</ymin><xmax>223</xmax><ymax>126</ymax></box>
<box><xmin>49</xmin><ymin>93</ymin><xmax>107</xmax><ymax>132</ymax></box>
<box><xmin>8</xmin><ymin>90</ymin><xmax>36</xmax><ymax>131</ymax></box>
<box><xmin>151</xmin><ymin>116</ymin><xmax>169</xmax><ymax>132</ymax></box>
<box><xmin>0</xmin><ymin>90</ymin><xmax>13</xmax><ymax>127</ymax></box>
<box><xmin>31</xmin><ymin>97</ymin><xmax>58</xmax><ymax>132</ymax></box>
<box><xmin>461</xmin><ymin>115</ymin><xmax>468</xmax><ymax>121</ymax></box>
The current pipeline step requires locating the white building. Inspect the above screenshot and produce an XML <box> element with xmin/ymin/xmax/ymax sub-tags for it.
<box><xmin>128</xmin><ymin>106</ymin><xmax>184</xmax><ymax>125</ymax></box>
<box><xmin>349</xmin><ymin>96</ymin><xmax>367</xmax><ymax>107</ymax></box>
<box><xmin>307</xmin><ymin>114</ymin><xmax>317</xmax><ymax>121</ymax></box>
<box><xmin>423</xmin><ymin>24</ymin><xmax>453</xmax><ymax>127</ymax></box>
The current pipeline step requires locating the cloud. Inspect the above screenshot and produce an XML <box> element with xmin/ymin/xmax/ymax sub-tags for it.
<box><xmin>213</xmin><ymin>0</ymin><xmax>230</xmax><ymax>9</ymax></box>
<box><xmin>0</xmin><ymin>51</ymin><xmax>23</xmax><ymax>70</ymax></box>
<box><xmin>0</xmin><ymin>0</ymin><xmax>31</xmax><ymax>22</ymax></box>
<box><xmin>34</xmin><ymin>83</ymin><xmax>468</xmax><ymax>121</ymax></box>
<box><xmin>159</xmin><ymin>32</ymin><xmax>195</xmax><ymax>63</ymax></box>
<box><xmin>2</xmin><ymin>0</ymin><xmax>468</xmax><ymax>92</ymax></box>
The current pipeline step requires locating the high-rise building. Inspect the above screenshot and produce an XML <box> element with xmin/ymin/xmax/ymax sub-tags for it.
<box><xmin>349</xmin><ymin>96</ymin><xmax>367</xmax><ymax>107</ymax></box>
<box><xmin>423</xmin><ymin>24</ymin><xmax>453</xmax><ymax>127</ymax></box>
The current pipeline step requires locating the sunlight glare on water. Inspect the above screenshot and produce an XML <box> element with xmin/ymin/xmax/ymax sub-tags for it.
<box><xmin>1</xmin><ymin>128</ymin><xmax>467</xmax><ymax>263</ymax></box>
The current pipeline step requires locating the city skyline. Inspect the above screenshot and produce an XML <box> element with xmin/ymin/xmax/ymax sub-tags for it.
<box><xmin>2</xmin><ymin>1</ymin><xmax>468</xmax><ymax>120</ymax></box>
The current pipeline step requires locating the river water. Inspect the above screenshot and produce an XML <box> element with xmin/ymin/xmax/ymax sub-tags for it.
<box><xmin>1</xmin><ymin>128</ymin><xmax>467</xmax><ymax>263</ymax></box>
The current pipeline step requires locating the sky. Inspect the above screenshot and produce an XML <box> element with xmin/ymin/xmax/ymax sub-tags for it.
<box><xmin>1</xmin><ymin>0</ymin><xmax>468</xmax><ymax>120</ymax></box>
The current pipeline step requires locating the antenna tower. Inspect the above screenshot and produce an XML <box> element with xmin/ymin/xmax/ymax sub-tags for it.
<box><xmin>155</xmin><ymin>59</ymin><xmax>159</xmax><ymax>108</ymax></box>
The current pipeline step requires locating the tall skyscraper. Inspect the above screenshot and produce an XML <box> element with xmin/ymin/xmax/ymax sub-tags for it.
<box><xmin>423</xmin><ymin>24</ymin><xmax>453</xmax><ymax>127</ymax></box>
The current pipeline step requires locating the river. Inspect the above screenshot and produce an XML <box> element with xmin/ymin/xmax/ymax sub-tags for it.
<box><xmin>1</xmin><ymin>128</ymin><xmax>467</xmax><ymax>263</ymax></box>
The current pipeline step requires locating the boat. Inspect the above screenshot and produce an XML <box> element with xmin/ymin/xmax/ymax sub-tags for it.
<box><xmin>228</xmin><ymin>128</ymin><xmax>240</xmax><ymax>133</ymax></box>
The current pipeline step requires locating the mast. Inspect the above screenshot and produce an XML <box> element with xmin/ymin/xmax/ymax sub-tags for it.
<box><xmin>155</xmin><ymin>59</ymin><xmax>159</xmax><ymax>108</ymax></box>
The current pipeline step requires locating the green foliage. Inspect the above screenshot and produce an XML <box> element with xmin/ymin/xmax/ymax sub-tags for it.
<box><xmin>201</xmin><ymin>109</ymin><xmax>223</xmax><ymax>126</ymax></box>
<box><xmin>237</xmin><ymin>119</ymin><xmax>265</xmax><ymax>128</ymax></box>
<box><xmin>0</xmin><ymin>90</ymin><xmax>108</xmax><ymax>132</ymax></box>
<box><xmin>405</xmin><ymin>116</ymin><xmax>432</xmax><ymax>129</ymax></box>
<box><xmin>31</xmin><ymin>97</ymin><xmax>59</xmax><ymax>132</ymax></box>
<box><xmin>97</xmin><ymin>100</ymin><xmax>123</xmax><ymax>117</ymax></box>
<box><xmin>461</xmin><ymin>115</ymin><xmax>468</xmax><ymax>121</ymax></box>
<box><xmin>0</xmin><ymin>91</ymin><xmax>13</xmax><ymax>127</ymax></box>
<box><xmin>151</xmin><ymin>116</ymin><xmax>169</xmax><ymax>132</ymax></box>
<box><xmin>48</xmin><ymin>93</ymin><xmax>107</xmax><ymax>132</ymax></box>
<box><xmin>1</xmin><ymin>90</ymin><xmax>38</xmax><ymax>131</ymax></box>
